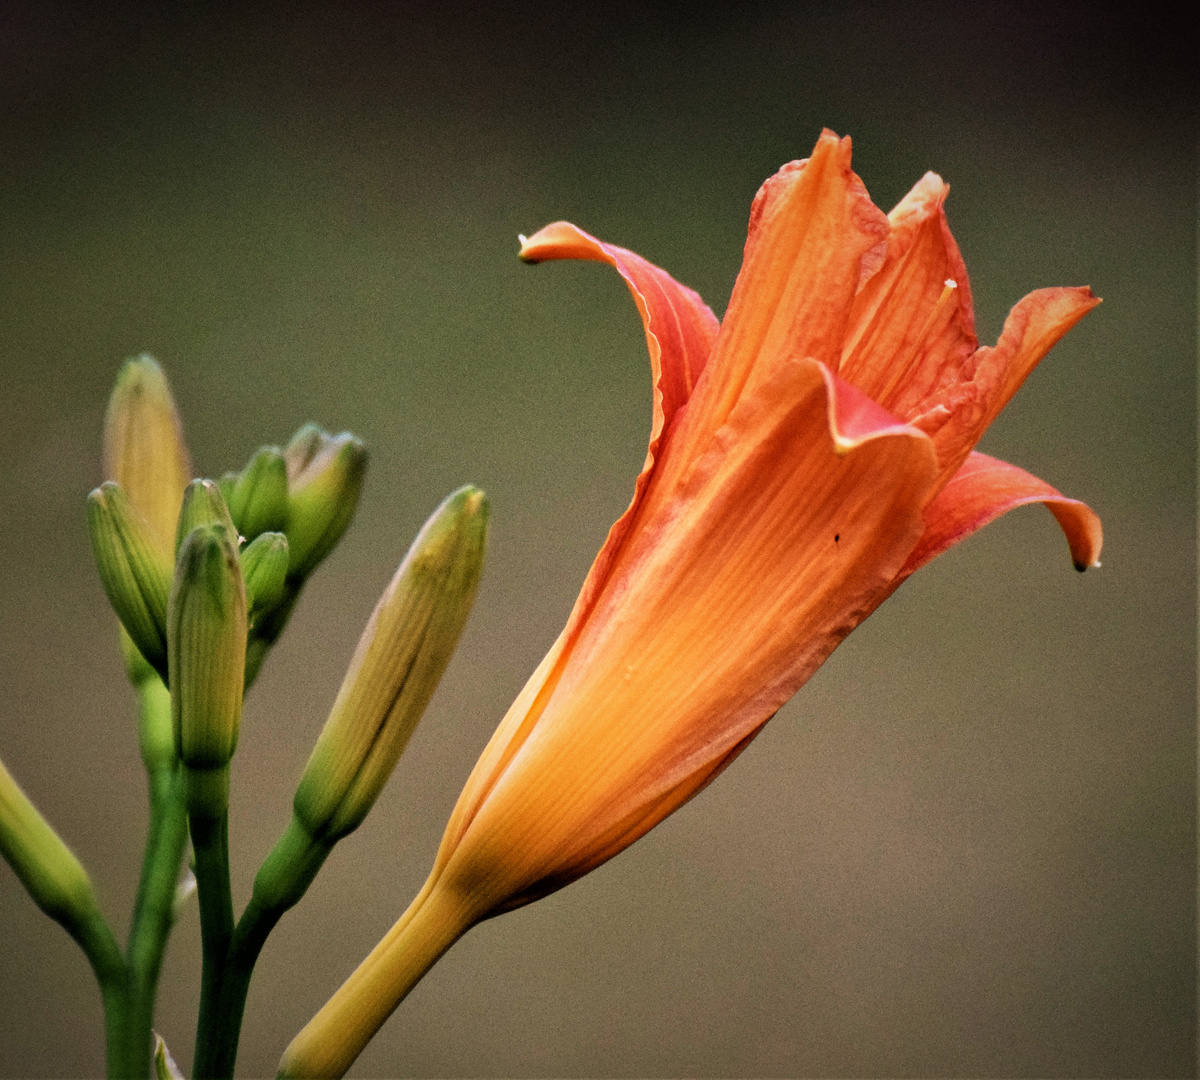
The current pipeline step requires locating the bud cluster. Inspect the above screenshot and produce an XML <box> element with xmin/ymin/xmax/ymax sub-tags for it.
<box><xmin>80</xmin><ymin>353</ymin><xmax>486</xmax><ymax>919</ymax></box>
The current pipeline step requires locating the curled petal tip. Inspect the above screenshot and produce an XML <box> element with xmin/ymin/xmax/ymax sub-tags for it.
<box><xmin>817</xmin><ymin>361</ymin><xmax>933</xmax><ymax>456</ymax></box>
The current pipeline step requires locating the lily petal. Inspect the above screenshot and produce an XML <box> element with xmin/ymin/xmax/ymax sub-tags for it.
<box><xmin>839</xmin><ymin>172</ymin><xmax>978</xmax><ymax>422</ymax></box>
<box><xmin>666</xmin><ymin>130</ymin><xmax>889</xmax><ymax>473</ymax></box>
<box><xmin>517</xmin><ymin>222</ymin><xmax>720</xmax><ymax>645</ymax></box>
<box><xmin>910</xmin><ymin>286</ymin><xmax>1101</xmax><ymax>485</ymax></box>
<box><xmin>519</xmin><ymin>222</ymin><xmax>719</xmax><ymax>439</ymax></box>
<box><xmin>434</xmin><ymin>225</ymin><xmax>721</xmax><ymax>886</ymax></box>
<box><xmin>432</xmin><ymin>358</ymin><xmax>937</xmax><ymax>918</ymax></box>
<box><xmin>898</xmin><ymin>450</ymin><xmax>1103</xmax><ymax>579</ymax></box>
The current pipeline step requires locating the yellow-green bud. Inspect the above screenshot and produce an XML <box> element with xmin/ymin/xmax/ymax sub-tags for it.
<box><xmin>176</xmin><ymin>479</ymin><xmax>239</xmax><ymax>555</ymax></box>
<box><xmin>103</xmin><ymin>355</ymin><xmax>192</xmax><ymax>554</ymax></box>
<box><xmin>284</xmin><ymin>424</ymin><xmax>367</xmax><ymax>579</ymax></box>
<box><xmin>87</xmin><ymin>481</ymin><xmax>173</xmax><ymax>682</ymax></box>
<box><xmin>0</xmin><ymin>757</ymin><xmax>101</xmax><ymax>930</ymax></box>
<box><xmin>227</xmin><ymin>446</ymin><xmax>289</xmax><ymax>541</ymax></box>
<box><xmin>293</xmin><ymin>486</ymin><xmax>488</xmax><ymax>841</ymax></box>
<box><xmin>169</xmin><ymin>524</ymin><xmax>247</xmax><ymax>819</ymax></box>
<box><xmin>240</xmin><ymin>531</ymin><xmax>289</xmax><ymax>624</ymax></box>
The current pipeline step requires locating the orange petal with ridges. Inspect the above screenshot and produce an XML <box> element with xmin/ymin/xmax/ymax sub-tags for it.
<box><xmin>910</xmin><ymin>286</ymin><xmax>1101</xmax><ymax>486</ymax></box>
<box><xmin>433</xmin><ymin>225</ymin><xmax>721</xmax><ymax>883</ymax></box>
<box><xmin>839</xmin><ymin>172</ymin><xmax>978</xmax><ymax>421</ymax></box>
<box><xmin>898</xmin><ymin>451</ymin><xmax>1103</xmax><ymax>580</ymax></box>
<box><xmin>665</xmin><ymin>130</ymin><xmax>889</xmax><ymax>476</ymax></box>
<box><xmin>431</xmin><ymin>358</ymin><xmax>937</xmax><ymax>918</ymax></box>
<box><xmin>517</xmin><ymin>222</ymin><xmax>720</xmax><ymax>645</ymax></box>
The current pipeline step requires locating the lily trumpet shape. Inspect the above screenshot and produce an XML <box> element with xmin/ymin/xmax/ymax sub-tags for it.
<box><xmin>281</xmin><ymin>129</ymin><xmax>1102</xmax><ymax>1078</ymax></box>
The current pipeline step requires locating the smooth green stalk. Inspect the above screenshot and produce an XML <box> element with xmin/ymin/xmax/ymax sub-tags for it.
<box><xmin>190</xmin><ymin>813</ymin><xmax>234</xmax><ymax>1079</ymax></box>
<box><xmin>75</xmin><ymin>908</ymin><xmax>133</xmax><ymax>1080</ymax></box>
<box><xmin>125</xmin><ymin>777</ymin><xmax>188</xmax><ymax>1078</ymax></box>
<box><xmin>207</xmin><ymin>818</ymin><xmax>333</xmax><ymax>1078</ymax></box>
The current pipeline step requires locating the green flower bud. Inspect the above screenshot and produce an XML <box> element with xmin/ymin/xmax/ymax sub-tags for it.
<box><xmin>103</xmin><ymin>355</ymin><xmax>193</xmax><ymax>554</ymax></box>
<box><xmin>0</xmin><ymin>757</ymin><xmax>101</xmax><ymax>931</ymax></box>
<box><xmin>169</xmin><ymin>524</ymin><xmax>247</xmax><ymax>820</ymax></box>
<box><xmin>227</xmin><ymin>446</ymin><xmax>289</xmax><ymax>541</ymax></box>
<box><xmin>293</xmin><ymin>486</ymin><xmax>488</xmax><ymax>842</ymax></box>
<box><xmin>239</xmin><ymin>531</ymin><xmax>289</xmax><ymax>624</ymax></box>
<box><xmin>175</xmin><ymin>479</ymin><xmax>239</xmax><ymax>555</ymax></box>
<box><xmin>283</xmin><ymin>424</ymin><xmax>367</xmax><ymax>580</ymax></box>
<box><xmin>87</xmin><ymin>481</ymin><xmax>173</xmax><ymax>682</ymax></box>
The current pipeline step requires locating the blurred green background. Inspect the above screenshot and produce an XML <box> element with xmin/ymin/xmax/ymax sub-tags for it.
<box><xmin>0</xmin><ymin>3</ymin><xmax>1194</xmax><ymax>1077</ymax></box>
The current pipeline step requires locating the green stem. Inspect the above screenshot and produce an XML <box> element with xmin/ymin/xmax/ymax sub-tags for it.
<box><xmin>208</xmin><ymin>818</ymin><xmax>332</xmax><ymax>1078</ymax></box>
<box><xmin>71</xmin><ymin>908</ymin><xmax>130</xmax><ymax>1079</ymax></box>
<box><xmin>124</xmin><ymin>769</ymin><xmax>188</xmax><ymax>1078</ymax></box>
<box><xmin>120</xmin><ymin>677</ymin><xmax>190</xmax><ymax>1079</ymax></box>
<box><xmin>190</xmin><ymin>813</ymin><xmax>234</xmax><ymax>1079</ymax></box>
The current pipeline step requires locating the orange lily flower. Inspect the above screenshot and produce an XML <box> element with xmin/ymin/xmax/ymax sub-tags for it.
<box><xmin>280</xmin><ymin>129</ymin><xmax>1102</xmax><ymax>1078</ymax></box>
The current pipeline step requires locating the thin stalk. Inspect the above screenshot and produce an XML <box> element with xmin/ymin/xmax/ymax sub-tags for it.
<box><xmin>207</xmin><ymin>818</ymin><xmax>332</xmax><ymax>1078</ymax></box>
<box><xmin>123</xmin><ymin>677</ymin><xmax>190</xmax><ymax>1079</ymax></box>
<box><xmin>124</xmin><ymin>769</ymin><xmax>188</xmax><ymax>1078</ymax></box>
<box><xmin>69</xmin><ymin>907</ymin><xmax>131</xmax><ymax>1078</ymax></box>
<box><xmin>190</xmin><ymin>813</ymin><xmax>234</xmax><ymax>1079</ymax></box>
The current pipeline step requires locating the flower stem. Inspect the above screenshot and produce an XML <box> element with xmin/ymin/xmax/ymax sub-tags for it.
<box><xmin>190</xmin><ymin>813</ymin><xmax>234</xmax><ymax>1079</ymax></box>
<box><xmin>124</xmin><ymin>767</ymin><xmax>188</xmax><ymax>1078</ymax></box>
<box><xmin>207</xmin><ymin>818</ymin><xmax>333</xmax><ymax>1078</ymax></box>
<box><xmin>118</xmin><ymin>677</ymin><xmax>190</xmax><ymax>1079</ymax></box>
<box><xmin>70</xmin><ymin>906</ymin><xmax>130</xmax><ymax>1078</ymax></box>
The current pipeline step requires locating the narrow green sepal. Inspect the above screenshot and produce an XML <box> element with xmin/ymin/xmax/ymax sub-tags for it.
<box><xmin>284</xmin><ymin>425</ymin><xmax>367</xmax><ymax>580</ymax></box>
<box><xmin>87</xmin><ymin>481</ymin><xmax>173</xmax><ymax>682</ymax></box>
<box><xmin>294</xmin><ymin>486</ymin><xmax>488</xmax><ymax>841</ymax></box>
<box><xmin>228</xmin><ymin>446</ymin><xmax>289</xmax><ymax>541</ymax></box>
<box><xmin>240</xmin><ymin>531</ymin><xmax>290</xmax><ymax>623</ymax></box>
<box><xmin>175</xmin><ymin>479</ymin><xmax>239</xmax><ymax>556</ymax></box>
<box><xmin>169</xmin><ymin>524</ymin><xmax>247</xmax><ymax>821</ymax></box>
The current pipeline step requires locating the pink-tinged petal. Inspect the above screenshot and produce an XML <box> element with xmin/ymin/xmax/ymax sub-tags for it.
<box><xmin>909</xmin><ymin>286</ymin><xmax>1101</xmax><ymax>485</ymax></box>
<box><xmin>430</xmin><ymin>358</ymin><xmax>938</xmax><ymax>918</ymax></box>
<box><xmin>898</xmin><ymin>451</ymin><xmax>1103</xmax><ymax>580</ymax></box>
<box><xmin>664</xmin><ymin>131</ymin><xmax>890</xmax><ymax>475</ymax></box>
<box><xmin>519</xmin><ymin>222</ymin><xmax>718</xmax><ymax>437</ymax></box>
<box><xmin>518</xmin><ymin>221</ymin><xmax>721</xmax><ymax>641</ymax></box>
<box><xmin>433</xmin><ymin>224</ymin><xmax>720</xmax><ymax>884</ymax></box>
<box><xmin>838</xmin><ymin>172</ymin><xmax>979</xmax><ymax>420</ymax></box>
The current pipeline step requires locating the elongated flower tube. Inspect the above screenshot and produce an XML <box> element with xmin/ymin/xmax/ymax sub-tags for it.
<box><xmin>281</xmin><ymin>130</ymin><xmax>1103</xmax><ymax>1078</ymax></box>
<box><xmin>170</xmin><ymin>524</ymin><xmax>248</xmax><ymax>821</ymax></box>
<box><xmin>176</xmin><ymin>478</ymin><xmax>239</xmax><ymax>554</ymax></box>
<box><xmin>293</xmin><ymin>487</ymin><xmax>489</xmax><ymax>844</ymax></box>
<box><xmin>87</xmin><ymin>481</ymin><xmax>174</xmax><ymax>683</ymax></box>
<box><xmin>226</xmin><ymin>446</ymin><xmax>290</xmax><ymax>542</ymax></box>
<box><xmin>284</xmin><ymin>425</ymin><xmax>368</xmax><ymax>580</ymax></box>
<box><xmin>0</xmin><ymin>756</ymin><xmax>106</xmax><ymax>938</ymax></box>
<box><xmin>104</xmin><ymin>354</ymin><xmax>193</xmax><ymax>556</ymax></box>
<box><xmin>243</xmin><ymin>426</ymin><xmax>369</xmax><ymax>688</ymax></box>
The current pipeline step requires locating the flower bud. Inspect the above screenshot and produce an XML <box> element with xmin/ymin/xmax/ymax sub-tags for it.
<box><xmin>87</xmin><ymin>481</ymin><xmax>173</xmax><ymax>682</ymax></box>
<box><xmin>283</xmin><ymin>424</ymin><xmax>367</xmax><ymax>580</ymax></box>
<box><xmin>293</xmin><ymin>486</ymin><xmax>488</xmax><ymax>842</ymax></box>
<box><xmin>239</xmin><ymin>531</ymin><xmax>289</xmax><ymax>624</ymax></box>
<box><xmin>0</xmin><ymin>757</ymin><xmax>102</xmax><ymax>931</ymax></box>
<box><xmin>175</xmin><ymin>479</ymin><xmax>239</xmax><ymax>555</ymax></box>
<box><xmin>103</xmin><ymin>355</ymin><xmax>192</xmax><ymax>554</ymax></box>
<box><xmin>169</xmin><ymin>524</ymin><xmax>247</xmax><ymax>820</ymax></box>
<box><xmin>226</xmin><ymin>446</ymin><xmax>289</xmax><ymax>542</ymax></box>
